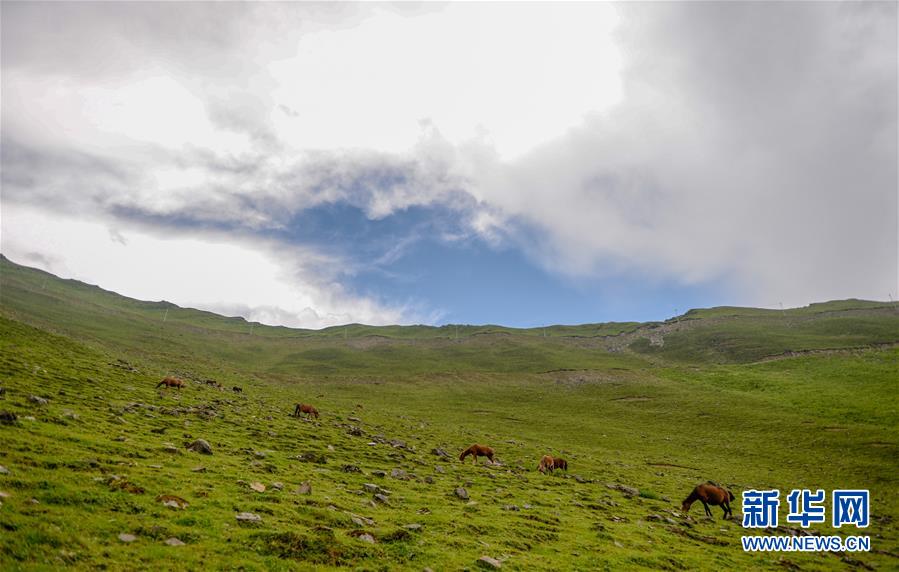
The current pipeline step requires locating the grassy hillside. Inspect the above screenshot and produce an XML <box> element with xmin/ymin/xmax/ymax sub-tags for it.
<box><xmin>1</xmin><ymin>256</ymin><xmax>897</xmax><ymax>570</ymax></box>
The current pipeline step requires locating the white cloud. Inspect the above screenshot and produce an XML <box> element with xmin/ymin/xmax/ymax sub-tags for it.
<box><xmin>1</xmin><ymin>204</ymin><xmax>414</xmax><ymax>328</ymax></box>
<box><xmin>2</xmin><ymin>1</ymin><xmax>895</xmax><ymax>324</ymax></box>
<box><xmin>268</xmin><ymin>3</ymin><xmax>623</xmax><ymax>160</ymax></box>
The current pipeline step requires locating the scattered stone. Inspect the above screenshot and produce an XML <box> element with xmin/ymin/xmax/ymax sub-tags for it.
<box><xmin>28</xmin><ymin>395</ymin><xmax>49</xmax><ymax>406</ymax></box>
<box><xmin>0</xmin><ymin>466</ymin><xmax>8</xmax><ymax>475</ymax></box>
<box><xmin>424</xmin><ymin>476</ymin><xmax>434</xmax><ymax>484</ymax></box>
<box><xmin>358</xmin><ymin>533</ymin><xmax>376</xmax><ymax>544</ymax></box>
<box><xmin>374</xmin><ymin>493</ymin><xmax>390</xmax><ymax>505</ymax></box>
<box><xmin>454</xmin><ymin>487</ymin><xmax>469</xmax><ymax>500</ymax></box>
<box><xmin>150</xmin><ymin>427</ymin><xmax>167</xmax><ymax>434</ymax></box>
<box><xmin>347</xmin><ymin>427</ymin><xmax>364</xmax><ymax>436</ymax></box>
<box><xmin>363</xmin><ymin>483</ymin><xmax>382</xmax><ymax>494</ymax></box>
<box><xmin>477</xmin><ymin>555</ymin><xmax>502</xmax><ymax>569</ymax></box>
<box><xmin>164</xmin><ymin>537</ymin><xmax>185</xmax><ymax>546</ymax></box>
<box><xmin>236</xmin><ymin>512</ymin><xmax>262</xmax><ymax>522</ymax></box>
<box><xmin>29</xmin><ymin>498</ymin><xmax>39</xmax><ymax>504</ymax></box>
<box><xmin>249</xmin><ymin>482</ymin><xmax>266</xmax><ymax>493</ymax></box>
<box><xmin>662</xmin><ymin>496</ymin><xmax>672</xmax><ymax>503</ymax></box>
<box><xmin>113</xmin><ymin>436</ymin><xmax>127</xmax><ymax>442</ymax></box>
<box><xmin>606</xmin><ymin>483</ymin><xmax>640</xmax><ymax>498</ymax></box>
<box><xmin>156</xmin><ymin>495</ymin><xmax>189</xmax><ymax>509</ymax></box>
<box><xmin>435</xmin><ymin>466</ymin><xmax>445</xmax><ymax>474</ymax></box>
<box><xmin>0</xmin><ymin>411</ymin><xmax>18</xmax><ymax>425</ymax></box>
<box><xmin>296</xmin><ymin>452</ymin><xmax>327</xmax><ymax>464</ymax></box>
<box><xmin>186</xmin><ymin>439</ymin><xmax>213</xmax><ymax>455</ymax></box>
<box><xmin>162</xmin><ymin>445</ymin><xmax>180</xmax><ymax>455</ymax></box>
<box><xmin>404</xmin><ymin>523</ymin><xmax>423</xmax><ymax>531</ymax></box>
<box><xmin>63</xmin><ymin>410</ymin><xmax>79</xmax><ymax>420</ymax></box>
<box><xmin>371</xmin><ymin>470</ymin><xmax>387</xmax><ymax>478</ymax></box>
<box><xmin>118</xmin><ymin>533</ymin><xmax>137</xmax><ymax>543</ymax></box>
<box><xmin>391</xmin><ymin>469</ymin><xmax>408</xmax><ymax>480</ymax></box>
<box><xmin>417</xmin><ymin>507</ymin><xmax>431</xmax><ymax>515</ymax></box>
<box><xmin>348</xmin><ymin>416</ymin><xmax>361</xmax><ymax>422</ymax></box>
<box><xmin>503</xmin><ymin>504</ymin><xmax>520</xmax><ymax>511</ymax></box>
<box><xmin>253</xmin><ymin>451</ymin><xmax>266</xmax><ymax>459</ymax></box>
<box><xmin>296</xmin><ymin>482</ymin><xmax>312</xmax><ymax>495</ymax></box>
<box><xmin>431</xmin><ymin>448</ymin><xmax>451</xmax><ymax>458</ymax></box>
<box><xmin>191</xmin><ymin>466</ymin><xmax>207</xmax><ymax>473</ymax></box>
<box><xmin>327</xmin><ymin>445</ymin><xmax>335</xmax><ymax>451</ymax></box>
<box><xmin>574</xmin><ymin>475</ymin><xmax>587</xmax><ymax>483</ymax></box>
<box><xmin>271</xmin><ymin>482</ymin><xmax>284</xmax><ymax>491</ymax></box>
<box><xmin>342</xmin><ymin>464</ymin><xmax>363</xmax><ymax>473</ymax></box>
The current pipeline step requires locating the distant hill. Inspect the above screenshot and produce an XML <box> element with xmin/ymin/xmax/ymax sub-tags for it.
<box><xmin>1</xmin><ymin>254</ymin><xmax>896</xmax><ymax>370</ymax></box>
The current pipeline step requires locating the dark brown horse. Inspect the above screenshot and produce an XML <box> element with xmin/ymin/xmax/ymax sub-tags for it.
<box><xmin>538</xmin><ymin>455</ymin><xmax>568</xmax><ymax>473</ymax></box>
<box><xmin>294</xmin><ymin>403</ymin><xmax>319</xmax><ymax>419</ymax></box>
<box><xmin>156</xmin><ymin>376</ymin><xmax>185</xmax><ymax>389</ymax></box>
<box><xmin>459</xmin><ymin>444</ymin><xmax>495</xmax><ymax>464</ymax></box>
<box><xmin>682</xmin><ymin>481</ymin><xmax>735</xmax><ymax>519</ymax></box>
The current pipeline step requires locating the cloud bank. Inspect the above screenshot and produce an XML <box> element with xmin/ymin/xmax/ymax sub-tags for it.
<box><xmin>2</xmin><ymin>2</ymin><xmax>895</xmax><ymax>326</ymax></box>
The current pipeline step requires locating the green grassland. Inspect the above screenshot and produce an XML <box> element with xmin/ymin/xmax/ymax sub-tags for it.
<box><xmin>0</xmin><ymin>255</ymin><xmax>897</xmax><ymax>570</ymax></box>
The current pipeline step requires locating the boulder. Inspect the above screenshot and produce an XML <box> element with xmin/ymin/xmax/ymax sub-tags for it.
<box><xmin>186</xmin><ymin>439</ymin><xmax>213</xmax><ymax>455</ymax></box>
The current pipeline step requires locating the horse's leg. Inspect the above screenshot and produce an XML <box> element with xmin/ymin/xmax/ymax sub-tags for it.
<box><xmin>722</xmin><ymin>502</ymin><xmax>731</xmax><ymax>519</ymax></box>
<box><xmin>702</xmin><ymin>501</ymin><xmax>712</xmax><ymax>518</ymax></box>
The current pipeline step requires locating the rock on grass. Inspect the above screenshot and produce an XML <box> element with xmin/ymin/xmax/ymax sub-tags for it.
<box><xmin>236</xmin><ymin>512</ymin><xmax>261</xmax><ymax>523</ymax></box>
<box><xmin>477</xmin><ymin>555</ymin><xmax>502</xmax><ymax>569</ymax></box>
<box><xmin>187</xmin><ymin>439</ymin><xmax>213</xmax><ymax>454</ymax></box>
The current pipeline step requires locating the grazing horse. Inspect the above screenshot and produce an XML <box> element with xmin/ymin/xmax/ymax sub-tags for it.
<box><xmin>294</xmin><ymin>403</ymin><xmax>319</xmax><ymax>419</ymax></box>
<box><xmin>682</xmin><ymin>481</ymin><xmax>735</xmax><ymax>519</ymax></box>
<box><xmin>156</xmin><ymin>376</ymin><xmax>185</xmax><ymax>390</ymax></box>
<box><xmin>459</xmin><ymin>444</ymin><xmax>495</xmax><ymax>465</ymax></box>
<box><xmin>538</xmin><ymin>455</ymin><xmax>568</xmax><ymax>473</ymax></box>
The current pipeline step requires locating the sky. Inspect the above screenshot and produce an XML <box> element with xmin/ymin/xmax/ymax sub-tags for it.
<box><xmin>2</xmin><ymin>2</ymin><xmax>896</xmax><ymax>329</ymax></box>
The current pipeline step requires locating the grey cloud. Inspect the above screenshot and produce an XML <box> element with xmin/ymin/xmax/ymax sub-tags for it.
<box><xmin>472</xmin><ymin>2</ymin><xmax>897</xmax><ymax>306</ymax></box>
<box><xmin>3</xmin><ymin>2</ymin><xmax>895</xmax><ymax>311</ymax></box>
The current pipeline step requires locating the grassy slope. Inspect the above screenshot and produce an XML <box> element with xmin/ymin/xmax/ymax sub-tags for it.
<box><xmin>1</xmin><ymin>256</ymin><xmax>897</xmax><ymax>570</ymax></box>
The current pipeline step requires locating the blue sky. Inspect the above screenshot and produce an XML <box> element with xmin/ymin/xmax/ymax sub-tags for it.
<box><xmin>276</xmin><ymin>203</ymin><xmax>731</xmax><ymax>327</ymax></box>
<box><xmin>2</xmin><ymin>3</ymin><xmax>895</xmax><ymax>328</ymax></box>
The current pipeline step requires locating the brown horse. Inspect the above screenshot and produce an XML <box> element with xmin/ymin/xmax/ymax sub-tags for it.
<box><xmin>459</xmin><ymin>444</ymin><xmax>495</xmax><ymax>465</ymax></box>
<box><xmin>682</xmin><ymin>481</ymin><xmax>735</xmax><ymax>519</ymax></box>
<box><xmin>538</xmin><ymin>455</ymin><xmax>568</xmax><ymax>473</ymax></box>
<box><xmin>156</xmin><ymin>376</ymin><xmax>185</xmax><ymax>390</ymax></box>
<box><xmin>294</xmin><ymin>403</ymin><xmax>319</xmax><ymax>419</ymax></box>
